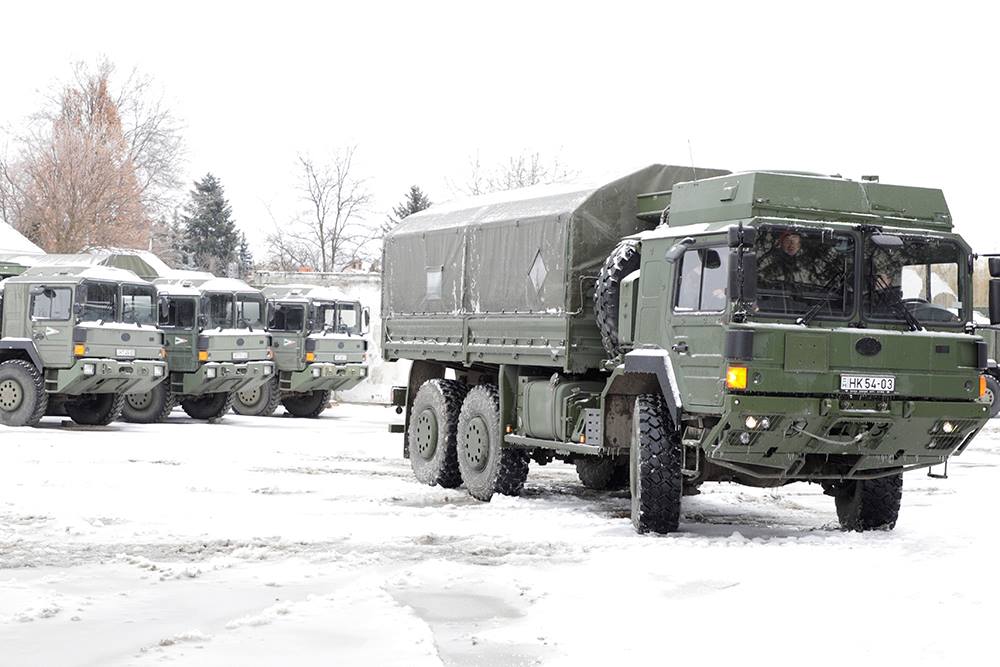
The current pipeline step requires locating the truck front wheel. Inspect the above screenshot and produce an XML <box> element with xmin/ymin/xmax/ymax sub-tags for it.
<box><xmin>982</xmin><ymin>374</ymin><xmax>1000</xmax><ymax>418</ymax></box>
<box><xmin>408</xmin><ymin>379</ymin><xmax>467</xmax><ymax>488</ymax></box>
<box><xmin>233</xmin><ymin>375</ymin><xmax>281</xmax><ymax>416</ymax></box>
<box><xmin>122</xmin><ymin>383</ymin><xmax>175</xmax><ymax>423</ymax></box>
<box><xmin>281</xmin><ymin>389</ymin><xmax>330</xmax><ymax>418</ymax></box>
<box><xmin>630</xmin><ymin>394</ymin><xmax>683</xmax><ymax>534</ymax></box>
<box><xmin>832</xmin><ymin>475</ymin><xmax>903</xmax><ymax>531</ymax></box>
<box><xmin>0</xmin><ymin>359</ymin><xmax>48</xmax><ymax>427</ymax></box>
<box><xmin>180</xmin><ymin>392</ymin><xmax>233</xmax><ymax>421</ymax></box>
<box><xmin>457</xmin><ymin>384</ymin><xmax>529</xmax><ymax>501</ymax></box>
<box><xmin>65</xmin><ymin>393</ymin><xmax>125</xmax><ymax>426</ymax></box>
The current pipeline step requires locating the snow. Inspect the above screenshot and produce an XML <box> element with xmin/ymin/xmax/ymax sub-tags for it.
<box><xmin>0</xmin><ymin>221</ymin><xmax>43</xmax><ymax>254</ymax></box>
<box><xmin>2</xmin><ymin>404</ymin><xmax>999</xmax><ymax>665</ymax></box>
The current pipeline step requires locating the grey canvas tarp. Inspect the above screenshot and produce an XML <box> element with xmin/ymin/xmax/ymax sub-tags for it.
<box><xmin>383</xmin><ymin>164</ymin><xmax>729</xmax><ymax>371</ymax></box>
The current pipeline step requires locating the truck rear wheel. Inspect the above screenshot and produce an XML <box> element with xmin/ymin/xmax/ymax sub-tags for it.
<box><xmin>0</xmin><ymin>359</ymin><xmax>48</xmax><ymax>427</ymax></box>
<box><xmin>576</xmin><ymin>457</ymin><xmax>628</xmax><ymax>490</ymax></box>
<box><xmin>457</xmin><ymin>384</ymin><xmax>529</xmax><ymax>501</ymax></box>
<box><xmin>595</xmin><ymin>239</ymin><xmax>640</xmax><ymax>357</ymax></box>
<box><xmin>833</xmin><ymin>474</ymin><xmax>903</xmax><ymax>531</ymax></box>
<box><xmin>65</xmin><ymin>393</ymin><xmax>125</xmax><ymax>426</ymax></box>
<box><xmin>122</xmin><ymin>383</ymin><xmax>175</xmax><ymax>423</ymax></box>
<box><xmin>409</xmin><ymin>379</ymin><xmax>467</xmax><ymax>488</ymax></box>
<box><xmin>630</xmin><ymin>394</ymin><xmax>683</xmax><ymax>534</ymax></box>
<box><xmin>233</xmin><ymin>376</ymin><xmax>281</xmax><ymax>416</ymax></box>
<box><xmin>281</xmin><ymin>389</ymin><xmax>330</xmax><ymax>418</ymax></box>
<box><xmin>180</xmin><ymin>392</ymin><xmax>233</xmax><ymax>421</ymax></box>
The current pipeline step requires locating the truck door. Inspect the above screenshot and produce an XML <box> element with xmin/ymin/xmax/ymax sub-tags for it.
<box><xmin>666</xmin><ymin>247</ymin><xmax>729</xmax><ymax>411</ymax></box>
<box><xmin>29</xmin><ymin>286</ymin><xmax>74</xmax><ymax>368</ymax></box>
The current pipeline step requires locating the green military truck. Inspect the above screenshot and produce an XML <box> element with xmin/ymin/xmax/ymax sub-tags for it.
<box><xmin>121</xmin><ymin>277</ymin><xmax>275</xmax><ymax>422</ymax></box>
<box><xmin>0</xmin><ymin>265</ymin><xmax>168</xmax><ymax>427</ymax></box>
<box><xmin>383</xmin><ymin>165</ymin><xmax>993</xmax><ymax>534</ymax></box>
<box><xmin>231</xmin><ymin>284</ymin><xmax>369</xmax><ymax>418</ymax></box>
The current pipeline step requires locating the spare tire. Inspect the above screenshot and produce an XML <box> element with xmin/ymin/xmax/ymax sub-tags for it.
<box><xmin>594</xmin><ymin>239</ymin><xmax>641</xmax><ymax>356</ymax></box>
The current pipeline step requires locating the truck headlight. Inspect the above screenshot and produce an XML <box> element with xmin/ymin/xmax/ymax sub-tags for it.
<box><xmin>263</xmin><ymin>365</ymin><xmax>272</xmax><ymax>376</ymax></box>
<box><xmin>82</xmin><ymin>363</ymin><xmax>96</xmax><ymax>376</ymax></box>
<box><xmin>205</xmin><ymin>367</ymin><xmax>217</xmax><ymax>378</ymax></box>
<box><xmin>153</xmin><ymin>365</ymin><xmax>164</xmax><ymax>377</ymax></box>
<box><xmin>312</xmin><ymin>367</ymin><xmax>321</xmax><ymax>377</ymax></box>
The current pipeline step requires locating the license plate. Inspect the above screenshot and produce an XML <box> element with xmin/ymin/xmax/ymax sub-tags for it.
<box><xmin>334</xmin><ymin>354</ymin><xmax>348</xmax><ymax>361</ymax></box>
<box><xmin>116</xmin><ymin>348</ymin><xmax>135</xmax><ymax>358</ymax></box>
<box><xmin>232</xmin><ymin>351</ymin><xmax>249</xmax><ymax>360</ymax></box>
<box><xmin>840</xmin><ymin>374</ymin><xmax>895</xmax><ymax>393</ymax></box>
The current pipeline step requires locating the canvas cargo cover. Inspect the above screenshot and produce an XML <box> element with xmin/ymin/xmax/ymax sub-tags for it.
<box><xmin>383</xmin><ymin>164</ymin><xmax>729</xmax><ymax>370</ymax></box>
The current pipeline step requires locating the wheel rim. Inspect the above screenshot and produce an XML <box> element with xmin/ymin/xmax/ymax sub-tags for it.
<box><xmin>462</xmin><ymin>415</ymin><xmax>490</xmax><ymax>472</ymax></box>
<box><xmin>0</xmin><ymin>379</ymin><xmax>24</xmax><ymax>412</ymax></box>
<box><xmin>127</xmin><ymin>391</ymin><xmax>152</xmax><ymax>410</ymax></box>
<box><xmin>238</xmin><ymin>386</ymin><xmax>261</xmax><ymax>406</ymax></box>
<box><xmin>984</xmin><ymin>388</ymin><xmax>995</xmax><ymax>406</ymax></box>
<box><xmin>413</xmin><ymin>409</ymin><xmax>439</xmax><ymax>460</ymax></box>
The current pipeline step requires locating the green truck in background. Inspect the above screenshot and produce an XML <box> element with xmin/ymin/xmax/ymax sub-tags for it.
<box><xmin>121</xmin><ymin>277</ymin><xmax>275</xmax><ymax>423</ymax></box>
<box><xmin>383</xmin><ymin>165</ymin><xmax>994</xmax><ymax>534</ymax></box>
<box><xmin>0</xmin><ymin>265</ymin><xmax>168</xmax><ymax>427</ymax></box>
<box><xmin>231</xmin><ymin>284</ymin><xmax>370</xmax><ymax>418</ymax></box>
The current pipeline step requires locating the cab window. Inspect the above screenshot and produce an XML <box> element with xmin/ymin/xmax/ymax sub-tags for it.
<box><xmin>78</xmin><ymin>280</ymin><xmax>118</xmax><ymax>322</ymax></box>
<box><xmin>674</xmin><ymin>248</ymin><xmax>728</xmax><ymax>312</ymax></box>
<box><xmin>268</xmin><ymin>303</ymin><xmax>305</xmax><ymax>332</ymax></box>
<box><xmin>160</xmin><ymin>297</ymin><xmax>196</xmax><ymax>328</ymax></box>
<box><xmin>31</xmin><ymin>287</ymin><xmax>72</xmax><ymax>320</ymax></box>
<box><xmin>122</xmin><ymin>284</ymin><xmax>157</xmax><ymax>326</ymax></box>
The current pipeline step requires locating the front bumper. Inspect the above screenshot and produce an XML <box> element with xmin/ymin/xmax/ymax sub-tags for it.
<box><xmin>703</xmin><ymin>393</ymin><xmax>991</xmax><ymax>480</ymax></box>
<box><xmin>49</xmin><ymin>358</ymin><xmax>168</xmax><ymax>395</ymax></box>
<box><xmin>179</xmin><ymin>360</ymin><xmax>275</xmax><ymax>396</ymax></box>
<box><xmin>283</xmin><ymin>362</ymin><xmax>367</xmax><ymax>393</ymax></box>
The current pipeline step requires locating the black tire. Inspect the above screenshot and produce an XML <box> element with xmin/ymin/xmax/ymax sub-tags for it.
<box><xmin>0</xmin><ymin>359</ymin><xmax>48</xmax><ymax>427</ymax></box>
<box><xmin>233</xmin><ymin>376</ymin><xmax>281</xmax><ymax>416</ymax></box>
<box><xmin>408</xmin><ymin>379</ymin><xmax>468</xmax><ymax>488</ymax></box>
<box><xmin>594</xmin><ymin>239</ymin><xmax>641</xmax><ymax>357</ymax></box>
<box><xmin>457</xmin><ymin>384</ymin><xmax>529</xmax><ymax>501</ymax></box>
<box><xmin>576</xmin><ymin>457</ymin><xmax>618</xmax><ymax>490</ymax></box>
<box><xmin>180</xmin><ymin>392</ymin><xmax>233</xmax><ymax>421</ymax></box>
<box><xmin>65</xmin><ymin>393</ymin><xmax>125</xmax><ymax>426</ymax></box>
<box><xmin>982</xmin><ymin>375</ymin><xmax>1000</xmax><ymax>419</ymax></box>
<box><xmin>121</xmin><ymin>382</ymin><xmax>174</xmax><ymax>424</ymax></box>
<box><xmin>281</xmin><ymin>390</ymin><xmax>330</xmax><ymax>418</ymax></box>
<box><xmin>629</xmin><ymin>394</ymin><xmax>683</xmax><ymax>534</ymax></box>
<box><xmin>834</xmin><ymin>474</ymin><xmax>903</xmax><ymax>531</ymax></box>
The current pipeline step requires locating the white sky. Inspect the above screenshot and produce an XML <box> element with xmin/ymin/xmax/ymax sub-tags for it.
<box><xmin>3</xmin><ymin>0</ymin><xmax>998</xmax><ymax>255</ymax></box>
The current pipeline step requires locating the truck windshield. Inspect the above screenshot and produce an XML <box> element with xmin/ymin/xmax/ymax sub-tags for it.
<box><xmin>268</xmin><ymin>302</ymin><xmax>305</xmax><ymax>332</ymax></box>
<box><xmin>313</xmin><ymin>301</ymin><xmax>361</xmax><ymax>334</ymax></box>
<box><xmin>203</xmin><ymin>293</ymin><xmax>234</xmax><ymax>329</ymax></box>
<box><xmin>236</xmin><ymin>294</ymin><xmax>265</xmax><ymax>329</ymax></box>
<box><xmin>160</xmin><ymin>296</ymin><xmax>196</xmax><ymax>328</ymax></box>
<box><xmin>121</xmin><ymin>284</ymin><xmax>157</xmax><ymax>325</ymax></box>
<box><xmin>754</xmin><ymin>226</ymin><xmax>856</xmax><ymax>319</ymax></box>
<box><xmin>863</xmin><ymin>236</ymin><xmax>965</xmax><ymax>325</ymax></box>
<box><xmin>78</xmin><ymin>280</ymin><xmax>119</xmax><ymax>323</ymax></box>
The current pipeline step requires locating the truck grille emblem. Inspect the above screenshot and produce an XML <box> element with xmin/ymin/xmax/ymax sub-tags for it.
<box><xmin>855</xmin><ymin>337</ymin><xmax>881</xmax><ymax>356</ymax></box>
<box><xmin>121</xmin><ymin>333</ymin><xmax>131</xmax><ymax>342</ymax></box>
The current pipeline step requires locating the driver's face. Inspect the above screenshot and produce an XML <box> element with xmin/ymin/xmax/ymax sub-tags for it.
<box><xmin>780</xmin><ymin>234</ymin><xmax>802</xmax><ymax>256</ymax></box>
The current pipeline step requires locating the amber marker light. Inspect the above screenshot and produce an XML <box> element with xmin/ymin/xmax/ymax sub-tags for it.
<box><xmin>980</xmin><ymin>375</ymin><xmax>988</xmax><ymax>398</ymax></box>
<box><xmin>726</xmin><ymin>366</ymin><xmax>748</xmax><ymax>390</ymax></box>
<box><xmin>198</xmin><ymin>350</ymin><xmax>209</xmax><ymax>362</ymax></box>
<box><xmin>73</xmin><ymin>344</ymin><xmax>86</xmax><ymax>357</ymax></box>
<box><xmin>305</xmin><ymin>352</ymin><xmax>316</xmax><ymax>362</ymax></box>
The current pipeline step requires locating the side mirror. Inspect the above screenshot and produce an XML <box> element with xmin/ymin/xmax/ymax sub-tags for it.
<box><xmin>727</xmin><ymin>225</ymin><xmax>757</xmax><ymax>248</ymax></box>
<box><xmin>989</xmin><ymin>257</ymin><xmax>1000</xmax><ymax>278</ymax></box>
<box><xmin>871</xmin><ymin>233</ymin><xmax>904</xmax><ymax>249</ymax></box>
<box><xmin>29</xmin><ymin>285</ymin><xmax>46</xmax><ymax>297</ymax></box>
<box><xmin>159</xmin><ymin>296</ymin><xmax>170</xmax><ymax>318</ymax></box>
<box><xmin>665</xmin><ymin>237</ymin><xmax>695</xmax><ymax>262</ymax></box>
<box><xmin>703</xmin><ymin>249</ymin><xmax>722</xmax><ymax>270</ymax></box>
<box><xmin>728</xmin><ymin>250</ymin><xmax>758</xmax><ymax>304</ymax></box>
<box><xmin>363</xmin><ymin>307</ymin><xmax>371</xmax><ymax>334</ymax></box>
<box><xmin>197</xmin><ymin>313</ymin><xmax>208</xmax><ymax>330</ymax></box>
<box><xmin>990</xmin><ymin>279</ymin><xmax>1000</xmax><ymax>325</ymax></box>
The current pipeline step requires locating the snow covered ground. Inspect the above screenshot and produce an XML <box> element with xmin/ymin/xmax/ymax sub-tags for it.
<box><xmin>1</xmin><ymin>404</ymin><xmax>998</xmax><ymax>666</ymax></box>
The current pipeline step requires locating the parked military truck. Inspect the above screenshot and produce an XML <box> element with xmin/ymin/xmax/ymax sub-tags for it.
<box><xmin>231</xmin><ymin>284</ymin><xmax>369</xmax><ymax>418</ymax></box>
<box><xmin>0</xmin><ymin>265</ymin><xmax>168</xmax><ymax>427</ymax></box>
<box><xmin>121</xmin><ymin>277</ymin><xmax>275</xmax><ymax>422</ymax></box>
<box><xmin>383</xmin><ymin>165</ymin><xmax>993</xmax><ymax>534</ymax></box>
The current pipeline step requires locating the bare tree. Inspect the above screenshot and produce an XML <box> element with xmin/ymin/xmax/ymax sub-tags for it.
<box><xmin>459</xmin><ymin>150</ymin><xmax>576</xmax><ymax>196</ymax></box>
<box><xmin>265</xmin><ymin>147</ymin><xmax>375</xmax><ymax>272</ymax></box>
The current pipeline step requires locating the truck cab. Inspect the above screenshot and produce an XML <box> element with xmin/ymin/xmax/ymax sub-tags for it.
<box><xmin>232</xmin><ymin>284</ymin><xmax>369</xmax><ymax>418</ymax></box>
<box><xmin>0</xmin><ymin>265</ymin><xmax>168</xmax><ymax>426</ymax></box>
<box><xmin>120</xmin><ymin>277</ymin><xmax>275</xmax><ymax>422</ymax></box>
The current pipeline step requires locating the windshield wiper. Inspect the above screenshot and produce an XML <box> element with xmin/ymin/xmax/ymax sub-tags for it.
<box><xmin>796</xmin><ymin>272</ymin><xmax>847</xmax><ymax>326</ymax></box>
<box><xmin>890</xmin><ymin>298</ymin><xmax>922</xmax><ymax>332</ymax></box>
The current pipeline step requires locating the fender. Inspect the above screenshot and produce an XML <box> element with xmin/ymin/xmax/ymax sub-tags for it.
<box><xmin>624</xmin><ymin>348</ymin><xmax>682</xmax><ymax>424</ymax></box>
<box><xmin>0</xmin><ymin>338</ymin><xmax>44</xmax><ymax>371</ymax></box>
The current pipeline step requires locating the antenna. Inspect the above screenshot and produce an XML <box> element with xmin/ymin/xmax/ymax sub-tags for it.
<box><xmin>687</xmin><ymin>139</ymin><xmax>698</xmax><ymax>182</ymax></box>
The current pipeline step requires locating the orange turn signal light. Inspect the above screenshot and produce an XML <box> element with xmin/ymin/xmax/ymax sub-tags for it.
<box><xmin>305</xmin><ymin>352</ymin><xmax>316</xmax><ymax>362</ymax></box>
<box><xmin>726</xmin><ymin>366</ymin><xmax>748</xmax><ymax>390</ymax></box>
<box><xmin>198</xmin><ymin>350</ymin><xmax>209</xmax><ymax>362</ymax></box>
<box><xmin>980</xmin><ymin>375</ymin><xmax>988</xmax><ymax>398</ymax></box>
<box><xmin>73</xmin><ymin>344</ymin><xmax>86</xmax><ymax>357</ymax></box>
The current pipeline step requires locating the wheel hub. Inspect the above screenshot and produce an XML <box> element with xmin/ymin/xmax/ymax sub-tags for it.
<box><xmin>414</xmin><ymin>409</ymin><xmax>438</xmax><ymax>460</ymax></box>
<box><xmin>238</xmin><ymin>386</ymin><xmax>261</xmax><ymax>405</ymax></box>
<box><xmin>0</xmin><ymin>379</ymin><xmax>24</xmax><ymax>412</ymax></box>
<box><xmin>127</xmin><ymin>392</ymin><xmax>152</xmax><ymax>410</ymax></box>
<box><xmin>462</xmin><ymin>415</ymin><xmax>490</xmax><ymax>472</ymax></box>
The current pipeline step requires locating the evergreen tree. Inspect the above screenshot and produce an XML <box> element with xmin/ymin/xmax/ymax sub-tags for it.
<box><xmin>237</xmin><ymin>231</ymin><xmax>254</xmax><ymax>280</ymax></box>
<box><xmin>182</xmin><ymin>173</ymin><xmax>238</xmax><ymax>275</ymax></box>
<box><xmin>383</xmin><ymin>185</ymin><xmax>431</xmax><ymax>235</ymax></box>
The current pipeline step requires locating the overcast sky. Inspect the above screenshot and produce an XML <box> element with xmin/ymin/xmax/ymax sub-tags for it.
<box><xmin>3</xmin><ymin>1</ymin><xmax>998</xmax><ymax>254</ymax></box>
